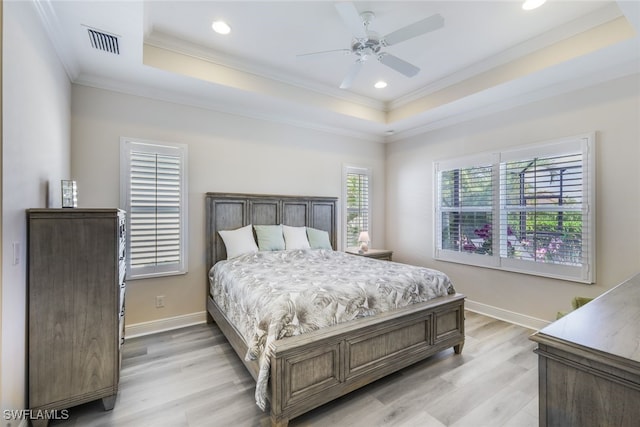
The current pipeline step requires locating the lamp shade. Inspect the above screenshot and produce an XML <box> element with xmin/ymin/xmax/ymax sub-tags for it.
<box><xmin>358</xmin><ymin>231</ymin><xmax>370</xmax><ymax>242</ymax></box>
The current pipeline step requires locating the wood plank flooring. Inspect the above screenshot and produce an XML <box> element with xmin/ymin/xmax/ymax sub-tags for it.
<box><xmin>51</xmin><ymin>311</ymin><xmax>538</xmax><ymax>427</ymax></box>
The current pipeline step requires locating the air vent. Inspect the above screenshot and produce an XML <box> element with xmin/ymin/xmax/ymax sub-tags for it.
<box><xmin>86</xmin><ymin>27</ymin><xmax>120</xmax><ymax>55</ymax></box>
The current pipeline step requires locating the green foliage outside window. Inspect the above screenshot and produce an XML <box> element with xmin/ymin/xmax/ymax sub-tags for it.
<box><xmin>440</xmin><ymin>158</ymin><xmax>583</xmax><ymax>266</ymax></box>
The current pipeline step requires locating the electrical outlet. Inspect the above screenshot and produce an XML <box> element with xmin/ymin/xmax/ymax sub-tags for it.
<box><xmin>155</xmin><ymin>295</ymin><xmax>165</xmax><ymax>308</ymax></box>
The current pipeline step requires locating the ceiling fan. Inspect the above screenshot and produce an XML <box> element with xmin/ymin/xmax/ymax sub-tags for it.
<box><xmin>298</xmin><ymin>2</ymin><xmax>444</xmax><ymax>89</ymax></box>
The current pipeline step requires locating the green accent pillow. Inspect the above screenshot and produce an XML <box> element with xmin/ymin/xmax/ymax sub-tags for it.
<box><xmin>307</xmin><ymin>227</ymin><xmax>332</xmax><ymax>250</ymax></box>
<box><xmin>254</xmin><ymin>224</ymin><xmax>285</xmax><ymax>251</ymax></box>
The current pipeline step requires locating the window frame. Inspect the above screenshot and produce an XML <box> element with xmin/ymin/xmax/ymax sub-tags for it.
<box><xmin>434</xmin><ymin>152</ymin><xmax>499</xmax><ymax>270</ymax></box>
<box><xmin>434</xmin><ymin>133</ymin><xmax>595</xmax><ymax>284</ymax></box>
<box><xmin>120</xmin><ymin>137</ymin><xmax>189</xmax><ymax>280</ymax></box>
<box><xmin>342</xmin><ymin>165</ymin><xmax>372</xmax><ymax>250</ymax></box>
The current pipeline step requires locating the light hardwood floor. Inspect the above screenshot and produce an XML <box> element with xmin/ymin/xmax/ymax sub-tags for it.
<box><xmin>51</xmin><ymin>311</ymin><xmax>538</xmax><ymax>427</ymax></box>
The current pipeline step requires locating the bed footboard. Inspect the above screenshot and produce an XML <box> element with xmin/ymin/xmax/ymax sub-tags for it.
<box><xmin>274</xmin><ymin>294</ymin><xmax>464</xmax><ymax>426</ymax></box>
<box><xmin>208</xmin><ymin>292</ymin><xmax>464</xmax><ymax>427</ymax></box>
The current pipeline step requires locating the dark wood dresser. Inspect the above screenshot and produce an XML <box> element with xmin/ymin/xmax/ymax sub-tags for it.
<box><xmin>530</xmin><ymin>273</ymin><xmax>640</xmax><ymax>427</ymax></box>
<box><xmin>27</xmin><ymin>209</ymin><xmax>126</xmax><ymax>425</ymax></box>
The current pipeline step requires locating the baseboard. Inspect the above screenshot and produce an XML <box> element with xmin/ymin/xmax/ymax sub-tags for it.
<box><xmin>465</xmin><ymin>299</ymin><xmax>551</xmax><ymax>331</ymax></box>
<box><xmin>123</xmin><ymin>303</ymin><xmax>548</xmax><ymax>339</ymax></box>
<box><xmin>125</xmin><ymin>311</ymin><xmax>208</xmax><ymax>339</ymax></box>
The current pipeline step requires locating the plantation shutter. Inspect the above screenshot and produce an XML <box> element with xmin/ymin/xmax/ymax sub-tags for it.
<box><xmin>498</xmin><ymin>138</ymin><xmax>592</xmax><ymax>281</ymax></box>
<box><xmin>129</xmin><ymin>151</ymin><xmax>182</xmax><ymax>268</ymax></box>
<box><xmin>433</xmin><ymin>134</ymin><xmax>593</xmax><ymax>283</ymax></box>
<box><xmin>345</xmin><ymin>168</ymin><xmax>370</xmax><ymax>247</ymax></box>
<box><xmin>121</xmin><ymin>139</ymin><xmax>188</xmax><ymax>279</ymax></box>
<box><xmin>435</xmin><ymin>158</ymin><xmax>494</xmax><ymax>261</ymax></box>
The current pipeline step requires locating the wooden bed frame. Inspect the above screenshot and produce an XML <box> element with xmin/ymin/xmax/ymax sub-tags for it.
<box><xmin>205</xmin><ymin>192</ymin><xmax>465</xmax><ymax>427</ymax></box>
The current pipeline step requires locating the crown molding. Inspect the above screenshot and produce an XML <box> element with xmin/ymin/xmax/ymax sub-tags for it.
<box><xmin>33</xmin><ymin>0</ymin><xmax>635</xmax><ymax>146</ymax></box>
<box><xmin>387</xmin><ymin>58</ymin><xmax>640</xmax><ymax>143</ymax></box>
<box><xmin>617</xmin><ymin>0</ymin><xmax>640</xmax><ymax>33</ymax></box>
<box><xmin>390</xmin><ymin>2</ymin><xmax>625</xmax><ymax>111</ymax></box>
<box><xmin>73</xmin><ymin>73</ymin><xmax>386</xmax><ymax>144</ymax></box>
<box><xmin>31</xmin><ymin>0</ymin><xmax>80</xmax><ymax>81</ymax></box>
<box><xmin>145</xmin><ymin>31</ymin><xmax>386</xmax><ymax>113</ymax></box>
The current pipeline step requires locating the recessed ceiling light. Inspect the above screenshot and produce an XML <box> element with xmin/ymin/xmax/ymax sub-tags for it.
<box><xmin>374</xmin><ymin>81</ymin><xmax>387</xmax><ymax>89</ymax></box>
<box><xmin>212</xmin><ymin>20</ymin><xmax>231</xmax><ymax>35</ymax></box>
<box><xmin>522</xmin><ymin>0</ymin><xmax>546</xmax><ymax>10</ymax></box>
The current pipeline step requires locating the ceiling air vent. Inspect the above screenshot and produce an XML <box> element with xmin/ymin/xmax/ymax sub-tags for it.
<box><xmin>86</xmin><ymin>27</ymin><xmax>120</xmax><ymax>55</ymax></box>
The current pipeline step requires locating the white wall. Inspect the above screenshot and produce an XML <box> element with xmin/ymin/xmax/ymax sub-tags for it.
<box><xmin>1</xmin><ymin>0</ymin><xmax>71</xmax><ymax>414</ymax></box>
<box><xmin>386</xmin><ymin>73</ymin><xmax>640</xmax><ymax>324</ymax></box>
<box><xmin>70</xmin><ymin>85</ymin><xmax>386</xmax><ymax>326</ymax></box>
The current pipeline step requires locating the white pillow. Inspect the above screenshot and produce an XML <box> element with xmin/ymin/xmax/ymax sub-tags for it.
<box><xmin>218</xmin><ymin>224</ymin><xmax>258</xmax><ymax>259</ymax></box>
<box><xmin>282</xmin><ymin>225</ymin><xmax>311</xmax><ymax>250</ymax></box>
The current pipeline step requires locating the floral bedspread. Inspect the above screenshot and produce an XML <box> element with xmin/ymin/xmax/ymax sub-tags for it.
<box><xmin>209</xmin><ymin>249</ymin><xmax>455</xmax><ymax>410</ymax></box>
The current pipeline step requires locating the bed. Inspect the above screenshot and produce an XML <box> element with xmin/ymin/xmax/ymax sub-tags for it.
<box><xmin>205</xmin><ymin>192</ymin><xmax>465</xmax><ymax>427</ymax></box>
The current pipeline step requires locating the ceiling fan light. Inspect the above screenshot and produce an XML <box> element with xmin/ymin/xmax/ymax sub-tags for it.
<box><xmin>212</xmin><ymin>20</ymin><xmax>231</xmax><ymax>35</ymax></box>
<box><xmin>374</xmin><ymin>81</ymin><xmax>387</xmax><ymax>89</ymax></box>
<box><xmin>522</xmin><ymin>0</ymin><xmax>546</xmax><ymax>11</ymax></box>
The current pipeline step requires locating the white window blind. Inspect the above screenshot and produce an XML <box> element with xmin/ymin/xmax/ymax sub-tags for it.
<box><xmin>435</xmin><ymin>134</ymin><xmax>594</xmax><ymax>283</ymax></box>
<box><xmin>120</xmin><ymin>139</ymin><xmax>188</xmax><ymax>279</ymax></box>
<box><xmin>344</xmin><ymin>166</ymin><xmax>371</xmax><ymax>248</ymax></box>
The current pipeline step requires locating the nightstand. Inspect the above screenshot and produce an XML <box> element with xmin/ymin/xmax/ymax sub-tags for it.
<box><xmin>345</xmin><ymin>248</ymin><xmax>393</xmax><ymax>261</ymax></box>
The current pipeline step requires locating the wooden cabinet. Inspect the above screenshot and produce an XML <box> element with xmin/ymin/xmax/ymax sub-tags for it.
<box><xmin>345</xmin><ymin>248</ymin><xmax>393</xmax><ymax>261</ymax></box>
<box><xmin>530</xmin><ymin>273</ymin><xmax>640</xmax><ymax>427</ymax></box>
<box><xmin>27</xmin><ymin>209</ymin><xmax>126</xmax><ymax>425</ymax></box>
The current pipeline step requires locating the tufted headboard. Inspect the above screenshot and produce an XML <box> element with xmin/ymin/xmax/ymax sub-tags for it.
<box><xmin>205</xmin><ymin>192</ymin><xmax>338</xmax><ymax>273</ymax></box>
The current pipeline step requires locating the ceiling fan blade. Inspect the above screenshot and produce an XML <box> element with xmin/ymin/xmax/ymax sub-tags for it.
<box><xmin>339</xmin><ymin>61</ymin><xmax>363</xmax><ymax>89</ymax></box>
<box><xmin>383</xmin><ymin>13</ymin><xmax>444</xmax><ymax>46</ymax></box>
<box><xmin>296</xmin><ymin>48</ymin><xmax>352</xmax><ymax>58</ymax></box>
<box><xmin>335</xmin><ymin>2</ymin><xmax>367</xmax><ymax>39</ymax></box>
<box><xmin>378</xmin><ymin>53</ymin><xmax>420</xmax><ymax>77</ymax></box>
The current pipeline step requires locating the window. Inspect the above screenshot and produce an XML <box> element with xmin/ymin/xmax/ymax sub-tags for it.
<box><xmin>120</xmin><ymin>138</ymin><xmax>188</xmax><ymax>279</ymax></box>
<box><xmin>434</xmin><ymin>134</ymin><xmax>594</xmax><ymax>283</ymax></box>
<box><xmin>343</xmin><ymin>166</ymin><xmax>371</xmax><ymax>248</ymax></box>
